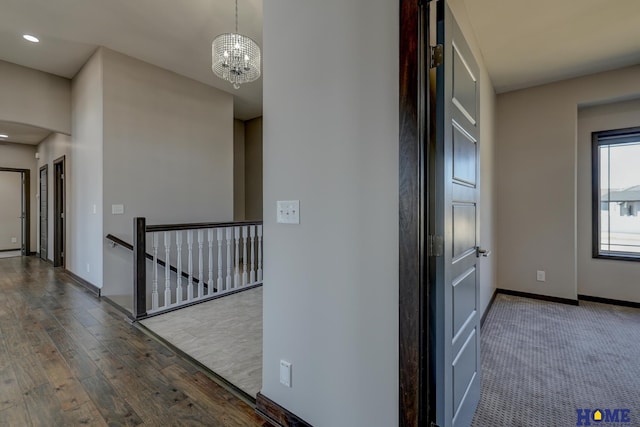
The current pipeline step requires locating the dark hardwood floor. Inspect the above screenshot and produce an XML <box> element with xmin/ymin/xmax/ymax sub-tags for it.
<box><xmin>0</xmin><ymin>256</ymin><xmax>267</xmax><ymax>426</ymax></box>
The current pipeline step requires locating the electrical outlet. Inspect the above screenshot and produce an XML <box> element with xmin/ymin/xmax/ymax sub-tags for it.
<box><xmin>11</xmin><ymin>237</ymin><xmax>17</xmax><ymax>243</ymax></box>
<box><xmin>536</xmin><ymin>270</ymin><xmax>546</xmax><ymax>282</ymax></box>
<box><xmin>280</xmin><ymin>360</ymin><xmax>292</xmax><ymax>388</ymax></box>
<box><xmin>86</xmin><ymin>263</ymin><xmax>91</xmax><ymax>273</ymax></box>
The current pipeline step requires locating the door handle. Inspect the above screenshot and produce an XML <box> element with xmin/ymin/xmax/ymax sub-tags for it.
<box><xmin>476</xmin><ymin>247</ymin><xmax>491</xmax><ymax>258</ymax></box>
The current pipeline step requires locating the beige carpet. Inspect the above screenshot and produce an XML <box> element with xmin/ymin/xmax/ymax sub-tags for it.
<box><xmin>140</xmin><ymin>287</ymin><xmax>262</xmax><ymax>398</ymax></box>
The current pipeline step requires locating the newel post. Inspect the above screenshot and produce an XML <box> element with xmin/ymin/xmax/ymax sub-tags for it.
<box><xmin>133</xmin><ymin>217</ymin><xmax>148</xmax><ymax>319</ymax></box>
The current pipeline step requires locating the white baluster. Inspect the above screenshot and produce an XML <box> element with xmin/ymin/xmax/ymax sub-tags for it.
<box><xmin>208</xmin><ymin>229</ymin><xmax>214</xmax><ymax>296</ymax></box>
<box><xmin>226</xmin><ymin>227</ymin><xmax>233</xmax><ymax>290</ymax></box>
<box><xmin>249</xmin><ymin>225</ymin><xmax>256</xmax><ymax>284</ymax></box>
<box><xmin>176</xmin><ymin>231</ymin><xmax>183</xmax><ymax>304</ymax></box>
<box><xmin>217</xmin><ymin>228</ymin><xmax>223</xmax><ymax>292</ymax></box>
<box><xmin>164</xmin><ymin>232</ymin><xmax>171</xmax><ymax>307</ymax></box>
<box><xmin>257</xmin><ymin>224</ymin><xmax>263</xmax><ymax>282</ymax></box>
<box><xmin>234</xmin><ymin>227</ymin><xmax>240</xmax><ymax>287</ymax></box>
<box><xmin>197</xmin><ymin>230</ymin><xmax>204</xmax><ymax>298</ymax></box>
<box><xmin>242</xmin><ymin>226</ymin><xmax>248</xmax><ymax>286</ymax></box>
<box><xmin>187</xmin><ymin>230</ymin><xmax>194</xmax><ymax>301</ymax></box>
<box><xmin>152</xmin><ymin>233</ymin><xmax>159</xmax><ymax>310</ymax></box>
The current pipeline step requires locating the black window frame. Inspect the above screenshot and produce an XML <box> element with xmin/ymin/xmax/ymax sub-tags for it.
<box><xmin>592</xmin><ymin>126</ymin><xmax>640</xmax><ymax>262</ymax></box>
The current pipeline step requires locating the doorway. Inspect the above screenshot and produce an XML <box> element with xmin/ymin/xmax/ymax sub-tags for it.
<box><xmin>399</xmin><ymin>1</ymin><xmax>483</xmax><ymax>426</ymax></box>
<box><xmin>53</xmin><ymin>156</ymin><xmax>65</xmax><ymax>267</ymax></box>
<box><xmin>0</xmin><ymin>168</ymin><xmax>30</xmax><ymax>257</ymax></box>
<box><xmin>39</xmin><ymin>165</ymin><xmax>48</xmax><ymax>261</ymax></box>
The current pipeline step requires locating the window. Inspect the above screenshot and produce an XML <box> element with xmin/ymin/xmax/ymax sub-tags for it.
<box><xmin>592</xmin><ymin>127</ymin><xmax>640</xmax><ymax>261</ymax></box>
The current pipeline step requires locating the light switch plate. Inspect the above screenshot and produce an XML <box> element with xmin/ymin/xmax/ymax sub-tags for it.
<box><xmin>277</xmin><ymin>200</ymin><xmax>300</xmax><ymax>224</ymax></box>
<box><xmin>112</xmin><ymin>204</ymin><xmax>124</xmax><ymax>215</ymax></box>
<box><xmin>280</xmin><ymin>360</ymin><xmax>292</xmax><ymax>388</ymax></box>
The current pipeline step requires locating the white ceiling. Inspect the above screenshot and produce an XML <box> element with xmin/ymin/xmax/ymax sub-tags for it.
<box><xmin>0</xmin><ymin>0</ymin><xmax>638</xmax><ymax>139</ymax></box>
<box><xmin>463</xmin><ymin>0</ymin><xmax>640</xmax><ymax>93</ymax></box>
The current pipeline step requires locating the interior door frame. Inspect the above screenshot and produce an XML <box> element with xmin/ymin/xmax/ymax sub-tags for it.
<box><xmin>0</xmin><ymin>167</ymin><xmax>30</xmax><ymax>256</ymax></box>
<box><xmin>39</xmin><ymin>164</ymin><xmax>48</xmax><ymax>261</ymax></box>
<box><xmin>399</xmin><ymin>0</ymin><xmax>437</xmax><ymax>425</ymax></box>
<box><xmin>53</xmin><ymin>156</ymin><xmax>65</xmax><ymax>267</ymax></box>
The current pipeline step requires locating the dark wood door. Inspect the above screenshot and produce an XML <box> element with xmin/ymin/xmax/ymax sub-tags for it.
<box><xmin>40</xmin><ymin>166</ymin><xmax>48</xmax><ymax>260</ymax></box>
<box><xmin>53</xmin><ymin>157</ymin><xmax>65</xmax><ymax>268</ymax></box>
<box><xmin>433</xmin><ymin>3</ymin><xmax>481</xmax><ymax>427</ymax></box>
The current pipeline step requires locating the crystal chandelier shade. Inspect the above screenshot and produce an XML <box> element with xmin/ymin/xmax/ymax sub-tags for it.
<box><xmin>211</xmin><ymin>0</ymin><xmax>261</xmax><ymax>89</ymax></box>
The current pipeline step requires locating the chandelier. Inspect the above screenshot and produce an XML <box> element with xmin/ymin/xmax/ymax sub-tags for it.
<box><xmin>212</xmin><ymin>0</ymin><xmax>261</xmax><ymax>89</ymax></box>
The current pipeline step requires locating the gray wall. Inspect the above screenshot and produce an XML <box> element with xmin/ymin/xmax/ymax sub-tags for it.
<box><xmin>36</xmin><ymin>133</ymin><xmax>72</xmax><ymax>260</ymax></box>
<box><xmin>577</xmin><ymin>98</ymin><xmax>640</xmax><ymax>303</ymax></box>
<box><xmin>99</xmin><ymin>48</ymin><xmax>234</xmax><ymax>301</ymax></box>
<box><xmin>497</xmin><ymin>65</ymin><xmax>640</xmax><ymax>300</ymax></box>
<box><xmin>234</xmin><ymin>119</ymin><xmax>246</xmax><ymax>220</ymax></box>
<box><xmin>245</xmin><ymin>117</ymin><xmax>263</xmax><ymax>220</ymax></box>
<box><xmin>0</xmin><ymin>171</ymin><xmax>22</xmax><ymax>250</ymax></box>
<box><xmin>71</xmin><ymin>51</ymin><xmax>104</xmax><ymax>287</ymax></box>
<box><xmin>0</xmin><ymin>60</ymin><xmax>71</xmax><ymax>134</ymax></box>
<box><xmin>262</xmin><ymin>2</ymin><xmax>399</xmax><ymax>423</ymax></box>
<box><xmin>0</xmin><ymin>142</ymin><xmax>38</xmax><ymax>251</ymax></box>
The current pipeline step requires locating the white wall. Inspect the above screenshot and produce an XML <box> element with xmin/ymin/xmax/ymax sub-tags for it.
<box><xmin>0</xmin><ymin>171</ymin><xmax>22</xmax><ymax>251</ymax></box>
<box><xmin>99</xmin><ymin>48</ymin><xmax>234</xmax><ymax>300</ymax></box>
<box><xmin>0</xmin><ymin>60</ymin><xmax>71</xmax><ymax>134</ymax></box>
<box><xmin>0</xmin><ymin>142</ymin><xmax>38</xmax><ymax>251</ymax></box>
<box><xmin>577</xmin><ymin>98</ymin><xmax>640</xmax><ymax>303</ymax></box>
<box><xmin>71</xmin><ymin>52</ymin><xmax>104</xmax><ymax>287</ymax></box>
<box><xmin>262</xmin><ymin>1</ymin><xmax>399</xmax><ymax>425</ymax></box>
<box><xmin>497</xmin><ymin>65</ymin><xmax>640</xmax><ymax>300</ymax></box>
<box><xmin>37</xmin><ymin>133</ymin><xmax>72</xmax><ymax>260</ymax></box>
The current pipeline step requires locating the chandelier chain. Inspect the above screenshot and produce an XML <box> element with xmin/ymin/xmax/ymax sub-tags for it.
<box><xmin>235</xmin><ymin>0</ymin><xmax>238</xmax><ymax>33</ymax></box>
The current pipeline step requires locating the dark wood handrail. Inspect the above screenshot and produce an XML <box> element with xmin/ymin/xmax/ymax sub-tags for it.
<box><xmin>106</xmin><ymin>234</ymin><xmax>207</xmax><ymax>286</ymax></box>
<box><xmin>146</xmin><ymin>220</ymin><xmax>262</xmax><ymax>233</ymax></box>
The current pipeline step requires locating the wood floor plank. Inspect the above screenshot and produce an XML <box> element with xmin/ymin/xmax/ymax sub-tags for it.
<box><xmin>34</xmin><ymin>342</ymin><xmax>92</xmax><ymax>411</ymax></box>
<box><xmin>0</xmin><ymin>401</ymin><xmax>31</xmax><ymax>427</ymax></box>
<box><xmin>22</xmin><ymin>382</ymin><xmax>66</xmax><ymax>427</ymax></box>
<box><xmin>161</xmin><ymin>364</ymin><xmax>264</xmax><ymax>427</ymax></box>
<box><xmin>62</xmin><ymin>400</ymin><xmax>109</xmax><ymax>427</ymax></box>
<box><xmin>80</xmin><ymin>374</ymin><xmax>144</xmax><ymax>426</ymax></box>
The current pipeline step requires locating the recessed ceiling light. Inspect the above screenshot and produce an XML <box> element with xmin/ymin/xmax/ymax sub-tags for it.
<box><xmin>0</xmin><ymin>134</ymin><xmax>8</xmax><ymax>138</ymax></box>
<box><xmin>23</xmin><ymin>34</ymin><xmax>39</xmax><ymax>43</ymax></box>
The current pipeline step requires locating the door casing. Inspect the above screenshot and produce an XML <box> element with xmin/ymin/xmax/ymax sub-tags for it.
<box><xmin>40</xmin><ymin>165</ymin><xmax>48</xmax><ymax>261</ymax></box>
<box><xmin>53</xmin><ymin>156</ymin><xmax>65</xmax><ymax>267</ymax></box>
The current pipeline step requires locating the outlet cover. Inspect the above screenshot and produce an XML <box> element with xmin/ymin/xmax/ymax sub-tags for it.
<box><xmin>11</xmin><ymin>237</ymin><xmax>17</xmax><ymax>243</ymax></box>
<box><xmin>112</xmin><ymin>204</ymin><xmax>124</xmax><ymax>215</ymax></box>
<box><xmin>536</xmin><ymin>270</ymin><xmax>546</xmax><ymax>282</ymax></box>
<box><xmin>280</xmin><ymin>360</ymin><xmax>292</xmax><ymax>387</ymax></box>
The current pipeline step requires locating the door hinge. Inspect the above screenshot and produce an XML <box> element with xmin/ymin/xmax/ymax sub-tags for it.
<box><xmin>430</xmin><ymin>44</ymin><xmax>444</xmax><ymax>69</ymax></box>
<box><xmin>428</xmin><ymin>235</ymin><xmax>444</xmax><ymax>257</ymax></box>
<box><xmin>61</xmin><ymin>173</ymin><xmax>64</xmax><ymax>180</ymax></box>
<box><xmin>60</xmin><ymin>212</ymin><xmax>64</xmax><ymax>219</ymax></box>
<box><xmin>431</xmin><ymin>423</ymin><xmax>441</xmax><ymax>427</ymax></box>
